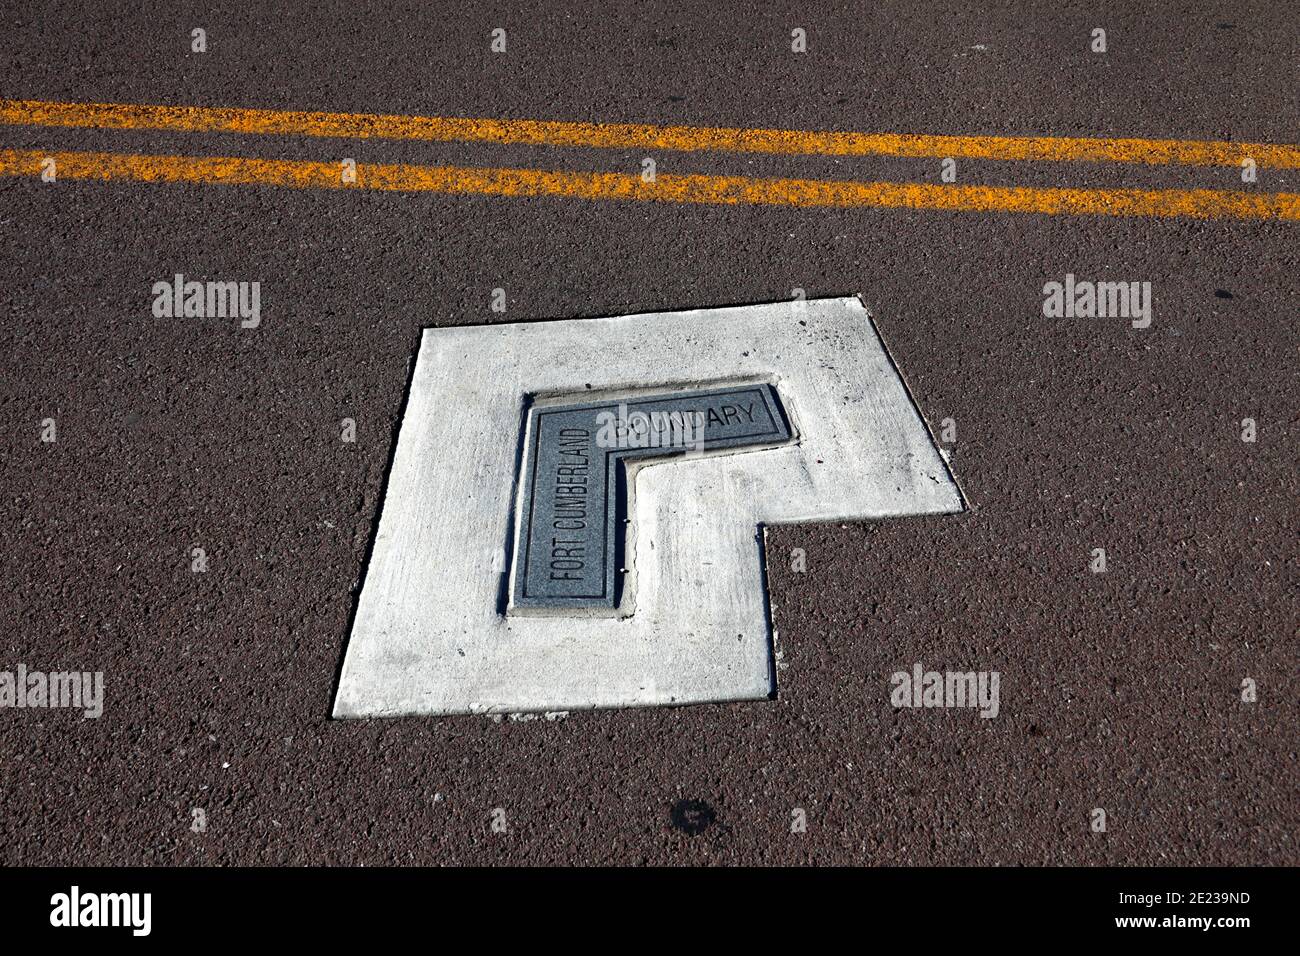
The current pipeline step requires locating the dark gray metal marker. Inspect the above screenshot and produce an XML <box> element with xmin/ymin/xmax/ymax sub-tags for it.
<box><xmin>512</xmin><ymin>384</ymin><xmax>791</xmax><ymax>610</ymax></box>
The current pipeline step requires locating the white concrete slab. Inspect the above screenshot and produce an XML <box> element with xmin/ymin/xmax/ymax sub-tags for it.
<box><xmin>333</xmin><ymin>296</ymin><xmax>963</xmax><ymax>718</ymax></box>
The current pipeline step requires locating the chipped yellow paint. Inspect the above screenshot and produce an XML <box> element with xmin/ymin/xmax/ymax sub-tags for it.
<box><xmin>4</xmin><ymin>148</ymin><xmax>1298</xmax><ymax>220</ymax></box>
<box><xmin>2</xmin><ymin>98</ymin><xmax>1298</xmax><ymax>168</ymax></box>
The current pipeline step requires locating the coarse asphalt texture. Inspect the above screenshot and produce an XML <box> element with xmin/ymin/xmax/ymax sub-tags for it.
<box><xmin>0</xmin><ymin>1</ymin><xmax>1296</xmax><ymax>865</ymax></box>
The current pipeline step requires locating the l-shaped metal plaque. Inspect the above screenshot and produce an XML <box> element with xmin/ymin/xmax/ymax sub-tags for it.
<box><xmin>511</xmin><ymin>384</ymin><xmax>792</xmax><ymax>611</ymax></box>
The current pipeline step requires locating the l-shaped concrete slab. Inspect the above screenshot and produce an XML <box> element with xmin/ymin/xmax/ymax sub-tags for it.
<box><xmin>333</xmin><ymin>296</ymin><xmax>963</xmax><ymax>718</ymax></box>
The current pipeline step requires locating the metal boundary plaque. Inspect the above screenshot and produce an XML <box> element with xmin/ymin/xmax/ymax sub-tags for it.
<box><xmin>511</xmin><ymin>384</ymin><xmax>791</xmax><ymax>611</ymax></box>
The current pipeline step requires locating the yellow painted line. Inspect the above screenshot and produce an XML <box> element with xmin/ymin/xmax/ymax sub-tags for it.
<box><xmin>2</xmin><ymin>98</ymin><xmax>1298</xmax><ymax>169</ymax></box>
<box><xmin>4</xmin><ymin>148</ymin><xmax>1297</xmax><ymax>221</ymax></box>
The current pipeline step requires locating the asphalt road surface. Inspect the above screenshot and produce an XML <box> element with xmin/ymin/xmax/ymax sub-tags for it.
<box><xmin>1</xmin><ymin>1</ymin><xmax>1295</xmax><ymax>865</ymax></box>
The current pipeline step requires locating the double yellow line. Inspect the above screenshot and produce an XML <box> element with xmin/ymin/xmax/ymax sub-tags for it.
<box><xmin>2</xmin><ymin>98</ymin><xmax>1298</xmax><ymax>220</ymax></box>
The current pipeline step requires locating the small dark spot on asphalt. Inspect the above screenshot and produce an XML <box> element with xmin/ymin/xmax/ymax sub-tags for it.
<box><xmin>1214</xmin><ymin>289</ymin><xmax>1234</xmax><ymax>299</ymax></box>
<box><xmin>667</xmin><ymin>95</ymin><xmax>685</xmax><ymax>103</ymax></box>
<box><xmin>670</xmin><ymin>799</ymin><xmax>717</xmax><ymax>835</ymax></box>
